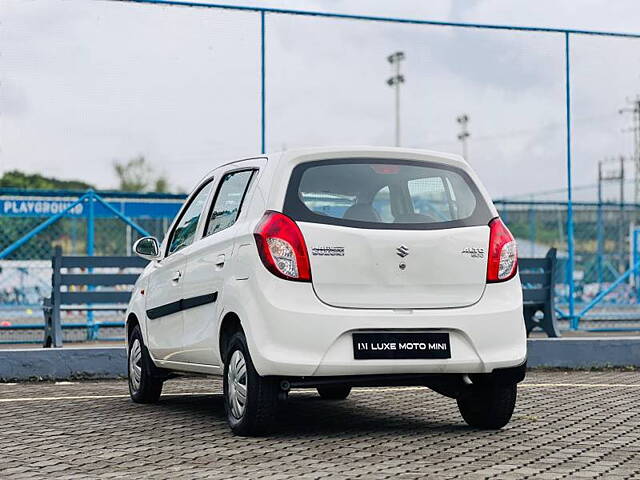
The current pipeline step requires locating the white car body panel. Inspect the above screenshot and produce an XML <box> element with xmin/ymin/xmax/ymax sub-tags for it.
<box><xmin>223</xmin><ymin>250</ymin><xmax>525</xmax><ymax>377</ymax></box>
<box><xmin>144</xmin><ymin>251</ymin><xmax>186</xmax><ymax>361</ymax></box>
<box><xmin>125</xmin><ymin>146</ymin><xmax>526</xmax><ymax>380</ymax></box>
<box><xmin>302</xmin><ymin>222</ymin><xmax>489</xmax><ymax>309</ymax></box>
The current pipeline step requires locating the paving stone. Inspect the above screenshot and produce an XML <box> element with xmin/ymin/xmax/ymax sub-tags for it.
<box><xmin>0</xmin><ymin>371</ymin><xmax>639</xmax><ymax>479</ymax></box>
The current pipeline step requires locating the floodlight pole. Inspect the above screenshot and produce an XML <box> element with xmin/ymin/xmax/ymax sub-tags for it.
<box><xmin>387</xmin><ymin>51</ymin><xmax>405</xmax><ymax>147</ymax></box>
<box><xmin>456</xmin><ymin>114</ymin><xmax>470</xmax><ymax>160</ymax></box>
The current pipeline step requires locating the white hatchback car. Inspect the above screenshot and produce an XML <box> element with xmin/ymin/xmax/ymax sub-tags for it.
<box><xmin>126</xmin><ymin>146</ymin><xmax>526</xmax><ymax>436</ymax></box>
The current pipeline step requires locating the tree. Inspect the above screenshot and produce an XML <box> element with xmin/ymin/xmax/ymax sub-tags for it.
<box><xmin>153</xmin><ymin>176</ymin><xmax>170</xmax><ymax>194</ymax></box>
<box><xmin>113</xmin><ymin>155</ymin><xmax>170</xmax><ymax>193</ymax></box>
<box><xmin>0</xmin><ymin>170</ymin><xmax>94</xmax><ymax>190</ymax></box>
<box><xmin>113</xmin><ymin>156</ymin><xmax>151</xmax><ymax>192</ymax></box>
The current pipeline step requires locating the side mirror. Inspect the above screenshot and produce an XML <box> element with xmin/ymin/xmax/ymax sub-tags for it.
<box><xmin>133</xmin><ymin>237</ymin><xmax>161</xmax><ymax>261</ymax></box>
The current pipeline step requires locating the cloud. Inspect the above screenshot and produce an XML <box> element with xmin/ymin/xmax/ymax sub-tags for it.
<box><xmin>1</xmin><ymin>0</ymin><xmax>639</xmax><ymax>199</ymax></box>
<box><xmin>0</xmin><ymin>78</ymin><xmax>29</xmax><ymax>116</ymax></box>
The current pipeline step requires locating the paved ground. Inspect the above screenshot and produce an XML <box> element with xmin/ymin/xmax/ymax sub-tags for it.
<box><xmin>1</xmin><ymin>371</ymin><xmax>639</xmax><ymax>479</ymax></box>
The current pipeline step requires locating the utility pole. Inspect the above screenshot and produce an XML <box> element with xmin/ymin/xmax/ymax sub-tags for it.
<box><xmin>386</xmin><ymin>51</ymin><xmax>405</xmax><ymax>147</ymax></box>
<box><xmin>601</xmin><ymin>156</ymin><xmax>627</xmax><ymax>275</ymax></box>
<box><xmin>620</xmin><ymin>96</ymin><xmax>640</xmax><ymax>205</ymax></box>
<box><xmin>620</xmin><ymin>97</ymin><xmax>640</xmax><ymax>283</ymax></box>
<box><xmin>456</xmin><ymin>114</ymin><xmax>470</xmax><ymax>160</ymax></box>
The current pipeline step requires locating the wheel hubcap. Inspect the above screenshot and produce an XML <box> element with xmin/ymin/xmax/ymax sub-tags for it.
<box><xmin>129</xmin><ymin>338</ymin><xmax>142</xmax><ymax>392</ymax></box>
<box><xmin>227</xmin><ymin>350</ymin><xmax>248</xmax><ymax>419</ymax></box>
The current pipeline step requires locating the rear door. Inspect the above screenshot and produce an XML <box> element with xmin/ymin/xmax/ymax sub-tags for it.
<box><xmin>283</xmin><ymin>159</ymin><xmax>494</xmax><ymax>309</ymax></box>
<box><xmin>145</xmin><ymin>179</ymin><xmax>214</xmax><ymax>360</ymax></box>
<box><xmin>177</xmin><ymin>163</ymin><xmax>261</xmax><ymax>366</ymax></box>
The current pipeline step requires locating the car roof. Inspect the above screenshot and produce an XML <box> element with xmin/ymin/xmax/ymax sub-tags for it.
<box><xmin>274</xmin><ymin>146</ymin><xmax>470</xmax><ymax>170</ymax></box>
<box><xmin>209</xmin><ymin>146</ymin><xmax>467</xmax><ymax>170</ymax></box>
<box><xmin>273</xmin><ymin>145</ymin><xmax>463</xmax><ymax>157</ymax></box>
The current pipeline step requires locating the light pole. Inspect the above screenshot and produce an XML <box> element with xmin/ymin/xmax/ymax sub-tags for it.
<box><xmin>387</xmin><ymin>51</ymin><xmax>405</xmax><ymax>147</ymax></box>
<box><xmin>456</xmin><ymin>114</ymin><xmax>470</xmax><ymax>160</ymax></box>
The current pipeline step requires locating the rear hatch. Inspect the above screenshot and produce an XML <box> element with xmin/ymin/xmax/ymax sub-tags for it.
<box><xmin>283</xmin><ymin>158</ymin><xmax>494</xmax><ymax>309</ymax></box>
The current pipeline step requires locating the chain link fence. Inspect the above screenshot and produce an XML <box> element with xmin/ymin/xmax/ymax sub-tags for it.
<box><xmin>497</xmin><ymin>200</ymin><xmax>640</xmax><ymax>331</ymax></box>
<box><xmin>2</xmin><ymin>1</ymin><xmax>639</xmax><ymax>340</ymax></box>
<box><xmin>0</xmin><ymin>190</ymin><xmax>184</xmax><ymax>343</ymax></box>
<box><xmin>3</xmin><ymin>192</ymin><xmax>639</xmax><ymax>343</ymax></box>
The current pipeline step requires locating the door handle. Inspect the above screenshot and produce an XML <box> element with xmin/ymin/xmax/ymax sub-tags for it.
<box><xmin>215</xmin><ymin>254</ymin><xmax>226</xmax><ymax>269</ymax></box>
<box><xmin>171</xmin><ymin>270</ymin><xmax>182</xmax><ymax>283</ymax></box>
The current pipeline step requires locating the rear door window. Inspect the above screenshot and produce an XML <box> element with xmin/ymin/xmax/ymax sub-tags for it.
<box><xmin>283</xmin><ymin>159</ymin><xmax>491</xmax><ymax>230</ymax></box>
<box><xmin>204</xmin><ymin>170</ymin><xmax>255</xmax><ymax>236</ymax></box>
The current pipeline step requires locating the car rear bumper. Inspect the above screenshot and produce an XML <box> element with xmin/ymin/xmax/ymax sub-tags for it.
<box><xmin>279</xmin><ymin>361</ymin><xmax>527</xmax><ymax>393</ymax></box>
<box><xmin>240</xmin><ymin>269</ymin><xmax>526</xmax><ymax>377</ymax></box>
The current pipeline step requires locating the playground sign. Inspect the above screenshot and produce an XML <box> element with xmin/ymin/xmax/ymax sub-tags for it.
<box><xmin>3</xmin><ymin>199</ymin><xmax>84</xmax><ymax>217</ymax></box>
<box><xmin>1</xmin><ymin>195</ymin><xmax>182</xmax><ymax>219</ymax></box>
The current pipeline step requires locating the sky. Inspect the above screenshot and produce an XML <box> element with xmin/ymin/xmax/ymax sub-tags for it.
<box><xmin>1</xmin><ymin>0</ymin><xmax>639</xmax><ymax>200</ymax></box>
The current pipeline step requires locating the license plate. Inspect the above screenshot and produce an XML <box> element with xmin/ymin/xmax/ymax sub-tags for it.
<box><xmin>352</xmin><ymin>332</ymin><xmax>451</xmax><ymax>360</ymax></box>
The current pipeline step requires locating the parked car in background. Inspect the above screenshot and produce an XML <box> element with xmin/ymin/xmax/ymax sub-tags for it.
<box><xmin>126</xmin><ymin>146</ymin><xmax>526</xmax><ymax>435</ymax></box>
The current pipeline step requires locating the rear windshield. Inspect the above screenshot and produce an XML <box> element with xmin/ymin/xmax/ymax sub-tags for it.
<box><xmin>283</xmin><ymin>159</ymin><xmax>492</xmax><ymax>230</ymax></box>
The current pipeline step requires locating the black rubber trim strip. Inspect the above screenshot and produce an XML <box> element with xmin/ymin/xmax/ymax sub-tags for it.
<box><xmin>182</xmin><ymin>292</ymin><xmax>218</xmax><ymax>310</ymax></box>
<box><xmin>146</xmin><ymin>292</ymin><xmax>218</xmax><ymax>320</ymax></box>
<box><xmin>146</xmin><ymin>300</ymin><xmax>181</xmax><ymax>320</ymax></box>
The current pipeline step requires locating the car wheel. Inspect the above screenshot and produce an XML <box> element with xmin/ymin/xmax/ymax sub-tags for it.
<box><xmin>224</xmin><ymin>332</ymin><xmax>279</xmax><ymax>436</ymax></box>
<box><xmin>128</xmin><ymin>324</ymin><xmax>163</xmax><ymax>403</ymax></box>
<box><xmin>457</xmin><ymin>383</ymin><xmax>517</xmax><ymax>429</ymax></box>
<box><xmin>317</xmin><ymin>386</ymin><xmax>351</xmax><ymax>400</ymax></box>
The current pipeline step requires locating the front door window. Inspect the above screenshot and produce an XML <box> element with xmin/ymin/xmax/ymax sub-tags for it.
<box><xmin>167</xmin><ymin>181</ymin><xmax>213</xmax><ymax>255</ymax></box>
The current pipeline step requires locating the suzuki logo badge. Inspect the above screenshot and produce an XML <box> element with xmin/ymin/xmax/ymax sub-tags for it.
<box><xmin>396</xmin><ymin>245</ymin><xmax>409</xmax><ymax>258</ymax></box>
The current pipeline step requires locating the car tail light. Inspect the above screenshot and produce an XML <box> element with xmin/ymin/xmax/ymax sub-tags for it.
<box><xmin>486</xmin><ymin>217</ymin><xmax>517</xmax><ymax>283</ymax></box>
<box><xmin>254</xmin><ymin>211</ymin><xmax>311</xmax><ymax>281</ymax></box>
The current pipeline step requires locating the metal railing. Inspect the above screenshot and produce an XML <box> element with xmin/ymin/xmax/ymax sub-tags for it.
<box><xmin>107</xmin><ymin>0</ymin><xmax>640</xmax><ymax>329</ymax></box>
<box><xmin>0</xmin><ymin>190</ymin><xmax>184</xmax><ymax>343</ymax></box>
<box><xmin>2</xmin><ymin>2</ymin><xmax>640</xmax><ymax>339</ymax></box>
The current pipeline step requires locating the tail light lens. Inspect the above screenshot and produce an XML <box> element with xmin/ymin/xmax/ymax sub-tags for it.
<box><xmin>486</xmin><ymin>217</ymin><xmax>517</xmax><ymax>282</ymax></box>
<box><xmin>254</xmin><ymin>211</ymin><xmax>311</xmax><ymax>281</ymax></box>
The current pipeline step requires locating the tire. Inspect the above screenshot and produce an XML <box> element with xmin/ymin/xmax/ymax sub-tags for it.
<box><xmin>223</xmin><ymin>332</ymin><xmax>279</xmax><ymax>436</ymax></box>
<box><xmin>128</xmin><ymin>324</ymin><xmax>163</xmax><ymax>404</ymax></box>
<box><xmin>457</xmin><ymin>383</ymin><xmax>517</xmax><ymax>430</ymax></box>
<box><xmin>317</xmin><ymin>386</ymin><xmax>351</xmax><ymax>400</ymax></box>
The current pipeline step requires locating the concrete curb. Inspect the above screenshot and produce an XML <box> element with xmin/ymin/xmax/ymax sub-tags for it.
<box><xmin>527</xmin><ymin>337</ymin><xmax>640</xmax><ymax>368</ymax></box>
<box><xmin>0</xmin><ymin>347</ymin><xmax>127</xmax><ymax>381</ymax></box>
<box><xmin>1</xmin><ymin>338</ymin><xmax>639</xmax><ymax>381</ymax></box>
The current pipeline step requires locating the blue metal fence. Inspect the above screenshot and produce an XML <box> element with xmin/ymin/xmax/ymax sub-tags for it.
<box><xmin>496</xmin><ymin>200</ymin><xmax>640</xmax><ymax>330</ymax></box>
<box><xmin>2</xmin><ymin>2</ymin><xmax>640</xmax><ymax>339</ymax></box>
<box><xmin>109</xmin><ymin>0</ymin><xmax>640</xmax><ymax>330</ymax></box>
<box><xmin>0</xmin><ymin>189</ymin><xmax>185</xmax><ymax>343</ymax></box>
<box><xmin>0</xmin><ymin>188</ymin><xmax>185</xmax><ymax>259</ymax></box>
